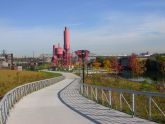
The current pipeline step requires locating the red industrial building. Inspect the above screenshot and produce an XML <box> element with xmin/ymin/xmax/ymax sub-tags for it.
<box><xmin>52</xmin><ymin>27</ymin><xmax>72</xmax><ymax>69</ymax></box>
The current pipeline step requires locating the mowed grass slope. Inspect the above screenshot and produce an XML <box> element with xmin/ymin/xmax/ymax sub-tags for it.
<box><xmin>0</xmin><ymin>70</ymin><xmax>61</xmax><ymax>97</ymax></box>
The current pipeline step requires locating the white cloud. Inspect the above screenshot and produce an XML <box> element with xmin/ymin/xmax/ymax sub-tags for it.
<box><xmin>0</xmin><ymin>15</ymin><xmax>165</xmax><ymax>56</ymax></box>
<box><xmin>71</xmin><ymin>15</ymin><xmax>165</xmax><ymax>55</ymax></box>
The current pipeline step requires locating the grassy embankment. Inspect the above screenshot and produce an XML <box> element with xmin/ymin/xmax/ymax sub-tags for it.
<box><xmin>0</xmin><ymin>69</ymin><xmax>61</xmax><ymax>98</ymax></box>
<box><xmin>85</xmin><ymin>74</ymin><xmax>165</xmax><ymax>123</ymax></box>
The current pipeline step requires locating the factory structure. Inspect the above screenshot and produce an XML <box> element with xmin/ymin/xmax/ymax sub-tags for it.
<box><xmin>0</xmin><ymin>50</ymin><xmax>14</xmax><ymax>69</ymax></box>
<box><xmin>52</xmin><ymin>27</ymin><xmax>72</xmax><ymax>69</ymax></box>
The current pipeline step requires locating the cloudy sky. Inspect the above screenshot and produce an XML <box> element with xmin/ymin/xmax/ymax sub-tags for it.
<box><xmin>0</xmin><ymin>0</ymin><xmax>165</xmax><ymax>56</ymax></box>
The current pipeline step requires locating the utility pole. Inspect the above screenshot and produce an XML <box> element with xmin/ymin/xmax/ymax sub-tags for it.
<box><xmin>33</xmin><ymin>51</ymin><xmax>35</xmax><ymax>59</ymax></box>
<box><xmin>81</xmin><ymin>50</ymin><xmax>85</xmax><ymax>83</ymax></box>
<box><xmin>75</xmin><ymin>50</ymin><xmax>89</xmax><ymax>83</ymax></box>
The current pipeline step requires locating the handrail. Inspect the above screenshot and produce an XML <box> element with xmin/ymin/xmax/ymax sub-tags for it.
<box><xmin>81</xmin><ymin>83</ymin><xmax>165</xmax><ymax>97</ymax></box>
<box><xmin>80</xmin><ymin>82</ymin><xmax>165</xmax><ymax>122</ymax></box>
<box><xmin>0</xmin><ymin>76</ymin><xmax>65</xmax><ymax>124</ymax></box>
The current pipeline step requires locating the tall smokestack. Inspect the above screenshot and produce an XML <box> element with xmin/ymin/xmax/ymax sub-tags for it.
<box><xmin>64</xmin><ymin>27</ymin><xmax>70</xmax><ymax>51</ymax></box>
<box><xmin>53</xmin><ymin>45</ymin><xmax>55</xmax><ymax>56</ymax></box>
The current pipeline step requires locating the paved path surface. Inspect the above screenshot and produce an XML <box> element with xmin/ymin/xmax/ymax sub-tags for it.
<box><xmin>7</xmin><ymin>73</ymin><xmax>92</xmax><ymax>124</ymax></box>
<box><xmin>7</xmin><ymin>72</ymin><xmax>156</xmax><ymax>124</ymax></box>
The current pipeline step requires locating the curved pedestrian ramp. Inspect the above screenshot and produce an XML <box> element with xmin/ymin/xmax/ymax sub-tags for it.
<box><xmin>6</xmin><ymin>72</ymin><xmax>156</xmax><ymax>124</ymax></box>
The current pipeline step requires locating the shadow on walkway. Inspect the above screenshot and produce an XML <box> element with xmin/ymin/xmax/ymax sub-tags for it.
<box><xmin>58</xmin><ymin>78</ymin><xmax>156</xmax><ymax>124</ymax></box>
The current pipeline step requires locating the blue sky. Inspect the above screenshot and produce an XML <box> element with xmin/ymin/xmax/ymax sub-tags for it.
<box><xmin>0</xmin><ymin>0</ymin><xmax>165</xmax><ymax>56</ymax></box>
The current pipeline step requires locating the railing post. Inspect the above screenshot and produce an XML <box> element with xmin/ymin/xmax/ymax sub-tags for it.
<box><xmin>15</xmin><ymin>90</ymin><xmax>17</xmax><ymax>103</ymax></box>
<box><xmin>20</xmin><ymin>87</ymin><xmax>22</xmax><ymax>98</ymax></box>
<box><xmin>82</xmin><ymin>85</ymin><xmax>84</xmax><ymax>95</ymax></box>
<box><xmin>1</xmin><ymin>106</ymin><xmax>4</xmax><ymax>124</ymax></box>
<box><xmin>87</xmin><ymin>86</ymin><xmax>89</xmax><ymax>97</ymax></box>
<box><xmin>19</xmin><ymin>88</ymin><xmax>21</xmax><ymax>99</ymax></box>
<box><xmin>8</xmin><ymin>95</ymin><xmax>11</xmax><ymax>110</ymax></box>
<box><xmin>10</xmin><ymin>93</ymin><xmax>13</xmax><ymax>108</ymax></box>
<box><xmin>102</xmin><ymin>89</ymin><xmax>104</xmax><ymax>105</ymax></box>
<box><xmin>13</xmin><ymin>91</ymin><xmax>15</xmax><ymax>104</ymax></box>
<box><xmin>18</xmin><ymin>88</ymin><xmax>20</xmax><ymax>100</ymax></box>
<box><xmin>148</xmin><ymin>96</ymin><xmax>152</xmax><ymax>120</ymax></box>
<box><xmin>0</xmin><ymin>108</ymin><xmax>2</xmax><ymax>124</ymax></box>
<box><xmin>120</xmin><ymin>93</ymin><xmax>122</xmax><ymax>111</ymax></box>
<box><xmin>11</xmin><ymin>93</ymin><xmax>12</xmax><ymax>107</ymax></box>
<box><xmin>95</xmin><ymin>87</ymin><xmax>98</xmax><ymax>102</ymax></box>
<box><xmin>23</xmin><ymin>86</ymin><xmax>25</xmax><ymax>96</ymax></box>
<box><xmin>28</xmin><ymin>85</ymin><xmax>30</xmax><ymax>93</ymax></box>
<box><xmin>109</xmin><ymin>90</ymin><xmax>112</xmax><ymax>108</ymax></box>
<box><xmin>14</xmin><ymin>91</ymin><xmax>16</xmax><ymax>104</ymax></box>
<box><xmin>25</xmin><ymin>85</ymin><xmax>27</xmax><ymax>95</ymax></box>
<box><xmin>90</xmin><ymin>86</ymin><xmax>92</xmax><ymax>99</ymax></box>
<box><xmin>132</xmin><ymin>93</ymin><xmax>135</xmax><ymax>118</ymax></box>
<box><xmin>80</xmin><ymin>84</ymin><xmax>82</xmax><ymax>94</ymax></box>
<box><xmin>84</xmin><ymin>86</ymin><xmax>87</xmax><ymax>96</ymax></box>
<box><xmin>6</xmin><ymin>98</ymin><xmax>9</xmax><ymax>116</ymax></box>
<box><xmin>18</xmin><ymin>88</ymin><xmax>20</xmax><ymax>99</ymax></box>
<box><xmin>4</xmin><ymin>101</ymin><xmax>7</xmax><ymax>123</ymax></box>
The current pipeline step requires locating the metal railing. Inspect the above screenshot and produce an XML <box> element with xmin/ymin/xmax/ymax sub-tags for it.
<box><xmin>80</xmin><ymin>83</ymin><xmax>165</xmax><ymax>122</ymax></box>
<box><xmin>0</xmin><ymin>76</ymin><xmax>64</xmax><ymax>124</ymax></box>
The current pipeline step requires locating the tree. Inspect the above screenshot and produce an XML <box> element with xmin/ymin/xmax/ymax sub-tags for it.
<box><xmin>96</xmin><ymin>56</ymin><xmax>104</xmax><ymax>67</ymax></box>
<box><xmin>146</xmin><ymin>54</ymin><xmax>165</xmax><ymax>74</ymax></box>
<box><xmin>111</xmin><ymin>57</ymin><xmax>122</xmax><ymax>74</ymax></box>
<box><xmin>160</xmin><ymin>61</ymin><xmax>165</xmax><ymax>74</ymax></box>
<box><xmin>92</xmin><ymin>60</ymin><xmax>101</xmax><ymax>69</ymax></box>
<box><xmin>155</xmin><ymin>54</ymin><xmax>165</xmax><ymax>74</ymax></box>
<box><xmin>103</xmin><ymin>58</ymin><xmax>111</xmax><ymax>72</ymax></box>
<box><xmin>129</xmin><ymin>54</ymin><xmax>145</xmax><ymax>76</ymax></box>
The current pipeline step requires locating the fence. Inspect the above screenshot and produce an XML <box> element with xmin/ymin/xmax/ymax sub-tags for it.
<box><xmin>80</xmin><ymin>83</ymin><xmax>165</xmax><ymax>122</ymax></box>
<box><xmin>0</xmin><ymin>76</ymin><xmax>64</xmax><ymax>124</ymax></box>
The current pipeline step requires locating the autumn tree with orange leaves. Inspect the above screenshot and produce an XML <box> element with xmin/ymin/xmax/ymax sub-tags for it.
<box><xmin>111</xmin><ymin>57</ymin><xmax>122</xmax><ymax>74</ymax></box>
<box><xmin>103</xmin><ymin>58</ymin><xmax>111</xmax><ymax>72</ymax></box>
<box><xmin>129</xmin><ymin>54</ymin><xmax>146</xmax><ymax>76</ymax></box>
<box><xmin>92</xmin><ymin>60</ymin><xmax>101</xmax><ymax>69</ymax></box>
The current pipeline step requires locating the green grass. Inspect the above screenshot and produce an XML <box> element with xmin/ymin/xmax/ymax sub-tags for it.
<box><xmin>85</xmin><ymin>74</ymin><xmax>163</xmax><ymax>92</ymax></box>
<box><xmin>0</xmin><ymin>69</ymin><xmax>61</xmax><ymax>97</ymax></box>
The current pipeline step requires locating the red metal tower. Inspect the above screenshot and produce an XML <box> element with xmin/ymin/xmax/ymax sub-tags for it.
<box><xmin>64</xmin><ymin>27</ymin><xmax>70</xmax><ymax>51</ymax></box>
<box><xmin>63</xmin><ymin>27</ymin><xmax>71</xmax><ymax>66</ymax></box>
<box><xmin>52</xmin><ymin>27</ymin><xmax>72</xmax><ymax>69</ymax></box>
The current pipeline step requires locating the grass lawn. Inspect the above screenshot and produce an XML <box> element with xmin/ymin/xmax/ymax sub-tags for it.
<box><xmin>0</xmin><ymin>69</ymin><xmax>61</xmax><ymax>97</ymax></box>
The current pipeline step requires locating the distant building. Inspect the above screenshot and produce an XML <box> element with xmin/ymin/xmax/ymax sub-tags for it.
<box><xmin>0</xmin><ymin>52</ymin><xmax>13</xmax><ymax>68</ymax></box>
<box><xmin>139</xmin><ymin>51</ymin><xmax>151</xmax><ymax>57</ymax></box>
<box><xmin>0</xmin><ymin>56</ymin><xmax>8</xmax><ymax>68</ymax></box>
<box><xmin>39</xmin><ymin>54</ymin><xmax>52</xmax><ymax>63</ymax></box>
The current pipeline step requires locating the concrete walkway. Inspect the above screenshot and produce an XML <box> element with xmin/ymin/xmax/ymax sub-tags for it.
<box><xmin>7</xmin><ymin>72</ymin><xmax>156</xmax><ymax>124</ymax></box>
<box><xmin>7</xmin><ymin>73</ymin><xmax>92</xmax><ymax>124</ymax></box>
